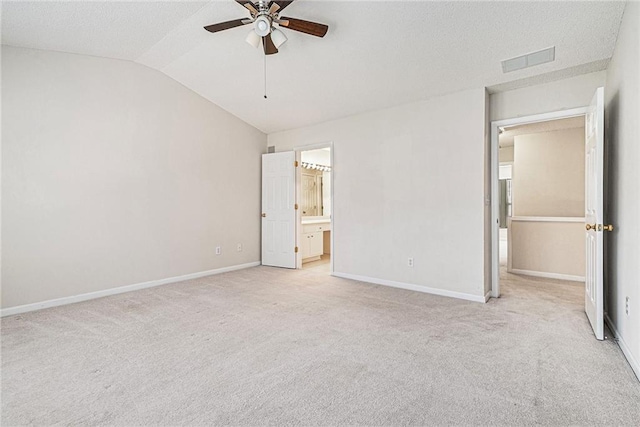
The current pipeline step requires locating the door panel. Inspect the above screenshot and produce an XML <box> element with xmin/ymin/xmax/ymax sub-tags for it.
<box><xmin>584</xmin><ymin>87</ymin><xmax>604</xmax><ymax>340</ymax></box>
<box><xmin>262</xmin><ymin>152</ymin><xmax>296</xmax><ymax>268</ymax></box>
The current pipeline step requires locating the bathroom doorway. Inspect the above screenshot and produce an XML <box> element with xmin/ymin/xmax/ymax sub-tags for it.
<box><xmin>296</xmin><ymin>144</ymin><xmax>333</xmax><ymax>273</ymax></box>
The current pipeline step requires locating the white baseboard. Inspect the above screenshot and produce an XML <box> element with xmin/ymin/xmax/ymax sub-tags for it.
<box><xmin>332</xmin><ymin>272</ymin><xmax>486</xmax><ymax>303</ymax></box>
<box><xmin>484</xmin><ymin>290</ymin><xmax>492</xmax><ymax>302</ymax></box>
<box><xmin>605</xmin><ymin>313</ymin><xmax>640</xmax><ymax>381</ymax></box>
<box><xmin>508</xmin><ymin>268</ymin><xmax>585</xmax><ymax>282</ymax></box>
<box><xmin>1</xmin><ymin>261</ymin><xmax>261</xmax><ymax>317</ymax></box>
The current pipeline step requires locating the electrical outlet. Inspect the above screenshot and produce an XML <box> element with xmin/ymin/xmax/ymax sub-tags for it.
<box><xmin>237</xmin><ymin>243</ymin><xmax>242</xmax><ymax>252</ymax></box>
<box><xmin>215</xmin><ymin>246</ymin><xmax>221</xmax><ymax>255</ymax></box>
<box><xmin>625</xmin><ymin>297</ymin><xmax>630</xmax><ymax>316</ymax></box>
<box><xmin>408</xmin><ymin>257</ymin><xmax>414</xmax><ymax>268</ymax></box>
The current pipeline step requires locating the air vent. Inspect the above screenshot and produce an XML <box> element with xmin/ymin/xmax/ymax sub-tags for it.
<box><xmin>501</xmin><ymin>47</ymin><xmax>555</xmax><ymax>73</ymax></box>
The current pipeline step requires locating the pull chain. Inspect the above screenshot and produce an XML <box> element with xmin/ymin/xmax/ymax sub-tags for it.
<box><xmin>263</xmin><ymin>52</ymin><xmax>267</xmax><ymax>99</ymax></box>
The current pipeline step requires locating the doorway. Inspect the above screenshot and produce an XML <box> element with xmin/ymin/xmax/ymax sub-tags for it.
<box><xmin>261</xmin><ymin>144</ymin><xmax>334</xmax><ymax>273</ymax></box>
<box><xmin>491</xmin><ymin>88</ymin><xmax>606</xmax><ymax>341</ymax></box>
<box><xmin>295</xmin><ymin>143</ymin><xmax>333</xmax><ymax>273</ymax></box>
<box><xmin>497</xmin><ymin>116</ymin><xmax>587</xmax><ymax>284</ymax></box>
<box><xmin>491</xmin><ymin>106</ymin><xmax>590</xmax><ymax>298</ymax></box>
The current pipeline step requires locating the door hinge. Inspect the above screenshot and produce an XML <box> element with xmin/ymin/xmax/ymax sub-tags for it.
<box><xmin>295</xmin><ymin>204</ymin><xmax>298</xmax><ymax>210</ymax></box>
<box><xmin>294</xmin><ymin>161</ymin><xmax>299</xmax><ymax>167</ymax></box>
<box><xmin>295</xmin><ymin>246</ymin><xmax>299</xmax><ymax>253</ymax></box>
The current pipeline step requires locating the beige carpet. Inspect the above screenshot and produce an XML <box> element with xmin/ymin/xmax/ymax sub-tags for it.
<box><xmin>302</xmin><ymin>254</ymin><xmax>330</xmax><ymax>272</ymax></box>
<box><xmin>2</xmin><ymin>266</ymin><xmax>639</xmax><ymax>425</ymax></box>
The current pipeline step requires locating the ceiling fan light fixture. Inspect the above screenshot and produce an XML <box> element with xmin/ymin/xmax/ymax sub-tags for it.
<box><xmin>246</xmin><ymin>29</ymin><xmax>261</xmax><ymax>48</ymax></box>
<box><xmin>254</xmin><ymin>15</ymin><xmax>271</xmax><ymax>37</ymax></box>
<box><xmin>271</xmin><ymin>28</ymin><xmax>288</xmax><ymax>48</ymax></box>
<box><xmin>203</xmin><ymin>0</ymin><xmax>330</xmax><ymax>59</ymax></box>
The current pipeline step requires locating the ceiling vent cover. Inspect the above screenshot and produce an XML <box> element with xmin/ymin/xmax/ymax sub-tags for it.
<box><xmin>502</xmin><ymin>46</ymin><xmax>555</xmax><ymax>73</ymax></box>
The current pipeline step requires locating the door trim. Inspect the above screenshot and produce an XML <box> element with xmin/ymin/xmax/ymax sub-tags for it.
<box><xmin>293</xmin><ymin>141</ymin><xmax>334</xmax><ymax>273</ymax></box>
<box><xmin>490</xmin><ymin>107</ymin><xmax>589</xmax><ymax>298</ymax></box>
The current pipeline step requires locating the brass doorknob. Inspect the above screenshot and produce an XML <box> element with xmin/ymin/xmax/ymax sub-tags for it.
<box><xmin>586</xmin><ymin>224</ymin><xmax>596</xmax><ymax>231</ymax></box>
<box><xmin>261</xmin><ymin>213</ymin><xmax>266</xmax><ymax>218</ymax></box>
<box><xmin>603</xmin><ymin>224</ymin><xmax>614</xmax><ymax>232</ymax></box>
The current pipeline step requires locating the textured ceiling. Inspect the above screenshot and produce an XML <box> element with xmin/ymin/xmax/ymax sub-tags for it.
<box><xmin>1</xmin><ymin>1</ymin><xmax>626</xmax><ymax>133</ymax></box>
<box><xmin>1</xmin><ymin>1</ymin><xmax>208</xmax><ymax>60</ymax></box>
<box><xmin>499</xmin><ymin>116</ymin><xmax>585</xmax><ymax>147</ymax></box>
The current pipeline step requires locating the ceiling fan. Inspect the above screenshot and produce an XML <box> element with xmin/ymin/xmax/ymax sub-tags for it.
<box><xmin>204</xmin><ymin>0</ymin><xmax>328</xmax><ymax>55</ymax></box>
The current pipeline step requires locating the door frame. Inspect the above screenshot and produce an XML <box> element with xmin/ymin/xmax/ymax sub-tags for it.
<box><xmin>293</xmin><ymin>141</ymin><xmax>334</xmax><ymax>273</ymax></box>
<box><xmin>490</xmin><ymin>107</ymin><xmax>588</xmax><ymax>298</ymax></box>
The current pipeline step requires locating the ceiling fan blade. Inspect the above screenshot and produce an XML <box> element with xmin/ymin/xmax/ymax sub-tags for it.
<box><xmin>269</xmin><ymin>1</ymin><xmax>295</xmax><ymax>14</ymax></box>
<box><xmin>204</xmin><ymin>19</ymin><xmax>249</xmax><ymax>33</ymax></box>
<box><xmin>263</xmin><ymin>34</ymin><xmax>278</xmax><ymax>55</ymax></box>
<box><xmin>279</xmin><ymin>17</ymin><xmax>328</xmax><ymax>38</ymax></box>
<box><xmin>235</xmin><ymin>0</ymin><xmax>258</xmax><ymax>15</ymax></box>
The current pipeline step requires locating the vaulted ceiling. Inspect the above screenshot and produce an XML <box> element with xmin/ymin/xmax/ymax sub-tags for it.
<box><xmin>1</xmin><ymin>1</ymin><xmax>626</xmax><ymax>133</ymax></box>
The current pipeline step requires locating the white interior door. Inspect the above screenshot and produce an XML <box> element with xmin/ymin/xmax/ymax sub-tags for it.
<box><xmin>262</xmin><ymin>152</ymin><xmax>297</xmax><ymax>268</ymax></box>
<box><xmin>584</xmin><ymin>87</ymin><xmax>605</xmax><ymax>340</ymax></box>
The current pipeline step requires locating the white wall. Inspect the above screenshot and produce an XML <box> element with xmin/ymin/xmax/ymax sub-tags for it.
<box><xmin>1</xmin><ymin>47</ymin><xmax>266</xmax><ymax>309</ymax></box>
<box><xmin>490</xmin><ymin>71</ymin><xmax>606</xmax><ymax>121</ymax></box>
<box><xmin>604</xmin><ymin>2</ymin><xmax>640</xmax><ymax>378</ymax></box>
<box><xmin>269</xmin><ymin>88</ymin><xmax>488</xmax><ymax>300</ymax></box>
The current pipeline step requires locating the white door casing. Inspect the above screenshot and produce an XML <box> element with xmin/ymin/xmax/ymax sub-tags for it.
<box><xmin>261</xmin><ymin>152</ymin><xmax>297</xmax><ymax>268</ymax></box>
<box><xmin>584</xmin><ymin>87</ymin><xmax>605</xmax><ymax>340</ymax></box>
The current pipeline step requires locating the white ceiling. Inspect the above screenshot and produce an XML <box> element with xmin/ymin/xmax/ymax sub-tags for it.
<box><xmin>1</xmin><ymin>1</ymin><xmax>209</xmax><ymax>60</ymax></box>
<box><xmin>499</xmin><ymin>116</ymin><xmax>585</xmax><ymax>147</ymax></box>
<box><xmin>1</xmin><ymin>1</ymin><xmax>626</xmax><ymax>134</ymax></box>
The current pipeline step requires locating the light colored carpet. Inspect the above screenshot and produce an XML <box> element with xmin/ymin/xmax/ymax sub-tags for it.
<box><xmin>302</xmin><ymin>254</ymin><xmax>330</xmax><ymax>272</ymax></box>
<box><xmin>2</xmin><ymin>266</ymin><xmax>639</xmax><ymax>426</ymax></box>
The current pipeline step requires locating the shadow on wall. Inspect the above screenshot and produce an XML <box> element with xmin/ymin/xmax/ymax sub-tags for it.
<box><xmin>604</xmin><ymin>89</ymin><xmax>619</xmax><ymax>317</ymax></box>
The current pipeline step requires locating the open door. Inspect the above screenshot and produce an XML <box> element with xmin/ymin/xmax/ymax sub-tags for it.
<box><xmin>585</xmin><ymin>87</ymin><xmax>606</xmax><ymax>340</ymax></box>
<box><xmin>262</xmin><ymin>152</ymin><xmax>297</xmax><ymax>268</ymax></box>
